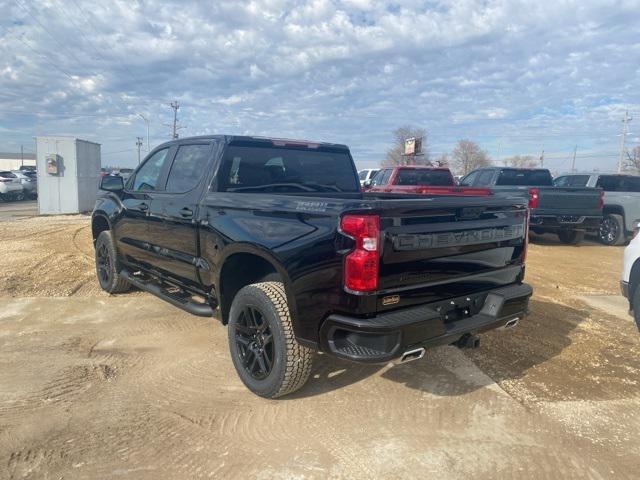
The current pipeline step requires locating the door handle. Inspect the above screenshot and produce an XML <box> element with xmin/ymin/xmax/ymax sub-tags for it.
<box><xmin>135</xmin><ymin>203</ymin><xmax>149</xmax><ymax>212</ymax></box>
<box><xmin>180</xmin><ymin>207</ymin><xmax>193</xmax><ymax>218</ymax></box>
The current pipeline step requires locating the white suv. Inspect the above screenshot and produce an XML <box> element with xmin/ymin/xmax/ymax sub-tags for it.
<box><xmin>0</xmin><ymin>171</ymin><xmax>25</xmax><ymax>201</ymax></box>
<box><xmin>621</xmin><ymin>223</ymin><xmax>640</xmax><ymax>329</ymax></box>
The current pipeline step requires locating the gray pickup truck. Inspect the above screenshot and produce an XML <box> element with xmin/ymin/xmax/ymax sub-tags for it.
<box><xmin>554</xmin><ymin>173</ymin><xmax>640</xmax><ymax>245</ymax></box>
<box><xmin>461</xmin><ymin>167</ymin><xmax>603</xmax><ymax>244</ymax></box>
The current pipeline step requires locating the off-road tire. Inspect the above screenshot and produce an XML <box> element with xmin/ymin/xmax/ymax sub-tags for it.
<box><xmin>599</xmin><ymin>214</ymin><xmax>626</xmax><ymax>246</ymax></box>
<box><xmin>558</xmin><ymin>229</ymin><xmax>585</xmax><ymax>245</ymax></box>
<box><xmin>95</xmin><ymin>231</ymin><xmax>131</xmax><ymax>294</ymax></box>
<box><xmin>228</xmin><ymin>281</ymin><xmax>312</xmax><ymax>398</ymax></box>
<box><xmin>632</xmin><ymin>285</ymin><xmax>640</xmax><ymax>331</ymax></box>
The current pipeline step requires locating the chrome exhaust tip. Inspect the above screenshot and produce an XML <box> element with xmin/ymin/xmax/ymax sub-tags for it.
<box><xmin>398</xmin><ymin>347</ymin><xmax>425</xmax><ymax>364</ymax></box>
<box><xmin>501</xmin><ymin>317</ymin><xmax>520</xmax><ymax>329</ymax></box>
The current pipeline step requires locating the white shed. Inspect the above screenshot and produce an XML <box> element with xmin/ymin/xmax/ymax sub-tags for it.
<box><xmin>35</xmin><ymin>136</ymin><xmax>101</xmax><ymax>214</ymax></box>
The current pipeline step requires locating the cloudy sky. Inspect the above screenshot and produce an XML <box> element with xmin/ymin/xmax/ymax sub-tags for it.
<box><xmin>1</xmin><ymin>0</ymin><xmax>639</xmax><ymax>171</ymax></box>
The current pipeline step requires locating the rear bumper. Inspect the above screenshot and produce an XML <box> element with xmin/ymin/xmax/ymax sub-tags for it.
<box><xmin>529</xmin><ymin>215</ymin><xmax>602</xmax><ymax>231</ymax></box>
<box><xmin>320</xmin><ymin>283</ymin><xmax>533</xmax><ymax>363</ymax></box>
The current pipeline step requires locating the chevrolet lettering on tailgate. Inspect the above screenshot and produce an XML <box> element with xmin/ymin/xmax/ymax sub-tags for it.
<box><xmin>393</xmin><ymin>225</ymin><xmax>525</xmax><ymax>251</ymax></box>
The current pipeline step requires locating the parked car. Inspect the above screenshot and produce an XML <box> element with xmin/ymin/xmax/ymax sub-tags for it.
<box><xmin>364</xmin><ymin>166</ymin><xmax>491</xmax><ymax>196</ymax></box>
<box><xmin>621</xmin><ymin>221</ymin><xmax>640</xmax><ymax>329</ymax></box>
<box><xmin>92</xmin><ymin>135</ymin><xmax>532</xmax><ymax>398</ymax></box>
<box><xmin>461</xmin><ymin>167</ymin><xmax>603</xmax><ymax>244</ymax></box>
<box><xmin>357</xmin><ymin>168</ymin><xmax>379</xmax><ymax>186</ymax></box>
<box><xmin>116</xmin><ymin>168</ymin><xmax>135</xmax><ymax>181</ymax></box>
<box><xmin>0</xmin><ymin>170</ymin><xmax>25</xmax><ymax>201</ymax></box>
<box><xmin>554</xmin><ymin>173</ymin><xmax>640</xmax><ymax>246</ymax></box>
<box><xmin>11</xmin><ymin>170</ymin><xmax>37</xmax><ymax>199</ymax></box>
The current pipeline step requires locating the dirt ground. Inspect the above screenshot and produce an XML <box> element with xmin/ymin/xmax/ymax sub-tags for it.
<box><xmin>1</xmin><ymin>215</ymin><xmax>639</xmax><ymax>479</ymax></box>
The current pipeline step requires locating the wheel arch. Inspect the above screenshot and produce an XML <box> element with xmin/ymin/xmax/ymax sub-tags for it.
<box><xmin>91</xmin><ymin>212</ymin><xmax>111</xmax><ymax>244</ymax></box>
<box><xmin>216</xmin><ymin>246</ymin><xmax>297</xmax><ymax>328</ymax></box>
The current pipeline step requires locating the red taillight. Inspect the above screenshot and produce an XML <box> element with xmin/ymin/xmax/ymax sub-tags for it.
<box><xmin>598</xmin><ymin>189</ymin><xmax>604</xmax><ymax>209</ymax></box>
<box><xmin>528</xmin><ymin>188</ymin><xmax>539</xmax><ymax>209</ymax></box>
<box><xmin>341</xmin><ymin>214</ymin><xmax>379</xmax><ymax>292</ymax></box>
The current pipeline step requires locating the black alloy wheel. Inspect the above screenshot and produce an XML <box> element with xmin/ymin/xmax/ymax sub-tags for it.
<box><xmin>234</xmin><ymin>305</ymin><xmax>275</xmax><ymax>380</ymax></box>
<box><xmin>96</xmin><ymin>241</ymin><xmax>112</xmax><ymax>287</ymax></box>
<box><xmin>599</xmin><ymin>214</ymin><xmax>625</xmax><ymax>246</ymax></box>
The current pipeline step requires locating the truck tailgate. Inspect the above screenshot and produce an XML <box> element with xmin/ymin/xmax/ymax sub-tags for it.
<box><xmin>537</xmin><ymin>187</ymin><xmax>602</xmax><ymax>215</ymax></box>
<box><xmin>372</xmin><ymin>196</ymin><xmax>527</xmax><ymax>311</ymax></box>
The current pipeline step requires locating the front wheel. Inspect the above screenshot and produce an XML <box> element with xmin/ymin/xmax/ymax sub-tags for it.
<box><xmin>95</xmin><ymin>231</ymin><xmax>131</xmax><ymax>293</ymax></box>
<box><xmin>599</xmin><ymin>214</ymin><xmax>626</xmax><ymax>246</ymax></box>
<box><xmin>558</xmin><ymin>229</ymin><xmax>585</xmax><ymax>245</ymax></box>
<box><xmin>228</xmin><ymin>281</ymin><xmax>313</xmax><ymax>398</ymax></box>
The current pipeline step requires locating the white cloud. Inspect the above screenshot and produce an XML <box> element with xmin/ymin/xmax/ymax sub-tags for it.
<box><xmin>0</xmin><ymin>0</ymin><xmax>639</xmax><ymax>171</ymax></box>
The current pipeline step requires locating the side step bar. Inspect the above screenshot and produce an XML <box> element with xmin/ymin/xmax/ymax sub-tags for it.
<box><xmin>120</xmin><ymin>270</ymin><xmax>214</xmax><ymax>317</ymax></box>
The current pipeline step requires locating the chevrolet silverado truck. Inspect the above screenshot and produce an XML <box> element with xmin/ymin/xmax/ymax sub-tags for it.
<box><xmin>364</xmin><ymin>165</ymin><xmax>491</xmax><ymax>196</ymax></box>
<box><xmin>461</xmin><ymin>167</ymin><xmax>603</xmax><ymax>244</ymax></box>
<box><xmin>92</xmin><ymin>135</ymin><xmax>532</xmax><ymax>398</ymax></box>
<box><xmin>554</xmin><ymin>173</ymin><xmax>640</xmax><ymax>246</ymax></box>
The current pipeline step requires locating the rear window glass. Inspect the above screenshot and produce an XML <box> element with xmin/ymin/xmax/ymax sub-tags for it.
<box><xmin>394</xmin><ymin>169</ymin><xmax>453</xmax><ymax>186</ymax></box>
<box><xmin>219</xmin><ymin>145</ymin><xmax>360</xmax><ymax>193</ymax></box>
<box><xmin>0</xmin><ymin>171</ymin><xmax>16</xmax><ymax>178</ymax></box>
<box><xmin>496</xmin><ymin>169</ymin><xmax>552</xmax><ymax>186</ymax></box>
<box><xmin>597</xmin><ymin>175</ymin><xmax>640</xmax><ymax>192</ymax></box>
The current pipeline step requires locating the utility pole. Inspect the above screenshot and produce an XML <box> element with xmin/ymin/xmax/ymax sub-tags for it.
<box><xmin>20</xmin><ymin>145</ymin><xmax>24</xmax><ymax>166</ymax></box>
<box><xmin>136</xmin><ymin>137</ymin><xmax>143</xmax><ymax>164</ymax></box>
<box><xmin>571</xmin><ymin>145</ymin><xmax>577</xmax><ymax>172</ymax></box>
<box><xmin>540</xmin><ymin>149</ymin><xmax>544</xmax><ymax>168</ymax></box>
<box><xmin>170</xmin><ymin>101</ymin><xmax>181</xmax><ymax>139</ymax></box>
<box><xmin>138</xmin><ymin>113</ymin><xmax>150</xmax><ymax>152</ymax></box>
<box><xmin>618</xmin><ymin>110</ymin><xmax>632</xmax><ymax>173</ymax></box>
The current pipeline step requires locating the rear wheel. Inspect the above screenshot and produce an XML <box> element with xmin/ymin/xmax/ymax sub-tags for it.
<box><xmin>599</xmin><ymin>214</ymin><xmax>626</xmax><ymax>246</ymax></box>
<box><xmin>95</xmin><ymin>231</ymin><xmax>131</xmax><ymax>293</ymax></box>
<box><xmin>228</xmin><ymin>281</ymin><xmax>312</xmax><ymax>398</ymax></box>
<box><xmin>632</xmin><ymin>286</ymin><xmax>640</xmax><ymax>331</ymax></box>
<box><xmin>558</xmin><ymin>229</ymin><xmax>584</xmax><ymax>245</ymax></box>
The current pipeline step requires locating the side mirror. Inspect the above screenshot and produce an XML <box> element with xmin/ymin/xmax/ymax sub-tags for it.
<box><xmin>100</xmin><ymin>175</ymin><xmax>124</xmax><ymax>192</ymax></box>
<box><xmin>363</xmin><ymin>179</ymin><xmax>372</xmax><ymax>189</ymax></box>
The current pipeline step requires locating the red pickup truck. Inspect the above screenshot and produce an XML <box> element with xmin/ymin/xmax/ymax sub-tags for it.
<box><xmin>363</xmin><ymin>166</ymin><xmax>491</xmax><ymax>196</ymax></box>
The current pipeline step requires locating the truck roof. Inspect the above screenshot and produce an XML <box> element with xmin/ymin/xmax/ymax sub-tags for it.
<box><xmin>393</xmin><ymin>165</ymin><xmax>450</xmax><ymax>170</ymax></box>
<box><xmin>154</xmin><ymin>135</ymin><xmax>349</xmax><ymax>151</ymax></box>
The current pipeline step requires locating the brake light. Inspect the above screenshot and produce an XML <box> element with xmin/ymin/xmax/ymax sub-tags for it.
<box><xmin>341</xmin><ymin>214</ymin><xmax>379</xmax><ymax>292</ymax></box>
<box><xmin>528</xmin><ymin>188</ymin><xmax>539</xmax><ymax>209</ymax></box>
<box><xmin>598</xmin><ymin>189</ymin><xmax>604</xmax><ymax>209</ymax></box>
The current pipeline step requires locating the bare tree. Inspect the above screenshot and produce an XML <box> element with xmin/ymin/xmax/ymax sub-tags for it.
<box><xmin>503</xmin><ymin>155</ymin><xmax>538</xmax><ymax>168</ymax></box>
<box><xmin>451</xmin><ymin>139</ymin><xmax>491</xmax><ymax>174</ymax></box>
<box><xmin>434</xmin><ymin>153</ymin><xmax>450</xmax><ymax>168</ymax></box>
<box><xmin>625</xmin><ymin>146</ymin><xmax>640</xmax><ymax>173</ymax></box>
<box><xmin>384</xmin><ymin>125</ymin><xmax>430</xmax><ymax>166</ymax></box>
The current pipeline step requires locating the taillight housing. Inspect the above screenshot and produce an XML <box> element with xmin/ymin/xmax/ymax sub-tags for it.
<box><xmin>340</xmin><ymin>214</ymin><xmax>380</xmax><ymax>292</ymax></box>
<box><xmin>598</xmin><ymin>189</ymin><xmax>604</xmax><ymax>209</ymax></box>
<box><xmin>522</xmin><ymin>209</ymin><xmax>530</xmax><ymax>262</ymax></box>
<box><xmin>528</xmin><ymin>188</ymin><xmax>539</xmax><ymax>209</ymax></box>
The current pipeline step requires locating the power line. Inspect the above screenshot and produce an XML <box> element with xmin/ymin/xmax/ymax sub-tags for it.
<box><xmin>14</xmin><ymin>34</ymin><xmax>76</xmax><ymax>81</ymax></box>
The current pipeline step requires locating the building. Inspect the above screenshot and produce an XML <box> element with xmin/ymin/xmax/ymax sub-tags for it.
<box><xmin>0</xmin><ymin>152</ymin><xmax>37</xmax><ymax>171</ymax></box>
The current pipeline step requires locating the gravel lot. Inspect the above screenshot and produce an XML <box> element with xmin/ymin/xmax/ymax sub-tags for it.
<box><xmin>1</xmin><ymin>215</ymin><xmax>639</xmax><ymax>479</ymax></box>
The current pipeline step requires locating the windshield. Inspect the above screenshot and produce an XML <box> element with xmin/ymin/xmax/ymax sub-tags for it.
<box><xmin>219</xmin><ymin>145</ymin><xmax>360</xmax><ymax>193</ymax></box>
<box><xmin>496</xmin><ymin>169</ymin><xmax>552</xmax><ymax>186</ymax></box>
<box><xmin>395</xmin><ymin>169</ymin><xmax>453</xmax><ymax>186</ymax></box>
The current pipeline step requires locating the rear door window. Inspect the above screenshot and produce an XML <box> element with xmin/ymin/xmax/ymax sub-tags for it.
<box><xmin>460</xmin><ymin>171</ymin><xmax>479</xmax><ymax>186</ymax></box>
<box><xmin>165</xmin><ymin>144</ymin><xmax>211</xmax><ymax>193</ymax></box>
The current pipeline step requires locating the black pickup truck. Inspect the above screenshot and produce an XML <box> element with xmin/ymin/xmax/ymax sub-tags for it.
<box><xmin>460</xmin><ymin>167</ymin><xmax>603</xmax><ymax>244</ymax></box>
<box><xmin>92</xmin><ymin>135</ymin><xmax>532</xmax><ymax>398</ymax></box>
